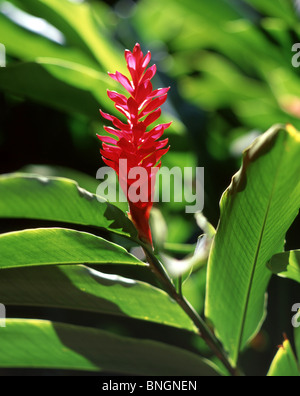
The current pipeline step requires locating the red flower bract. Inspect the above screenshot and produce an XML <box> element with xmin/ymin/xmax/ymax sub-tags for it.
<box><xmin>98</xmin><ymin>43</ymin><xmax>171</xmax><ymax>245</ymax></box>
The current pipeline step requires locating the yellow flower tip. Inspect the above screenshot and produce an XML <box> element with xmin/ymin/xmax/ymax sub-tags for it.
<box><xmin>286</xmin><ymin>123</ymin><xmax>300</xmax><ymax>142</ymax></box>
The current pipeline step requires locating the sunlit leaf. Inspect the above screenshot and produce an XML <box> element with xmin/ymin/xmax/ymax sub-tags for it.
<box><xmin>10</xmin><ymin>0</ymin><xmax>125</xmax><ymax>72</ymax></box>
<box><xmin>0</xmin><ymin>173</ymin><xmax>137</xmax><ymax>239</ymax></box>
<box><xmin>0</xmin><ymin>264</ymin><xmax>197</xmax><ymax>333</ymax></box>
<box><xmin>0</xmin><ymin>10</ymin><xmax>97</xmax><ymax>68</ymax></box>
<box><xmin>267</xmin><ymin>337</ymin><xmax>300</xmax><ymax>377</ymax></box>
<box><xmin>268</xmin><ymin>250</ymin><xmax>300</xmax><ymax>284</ymax></box>
<box><xmin>0</xmin><ymin>228</ymin><xmax>143</xmax><ymax>269</ymax></box>
<box><xmin>205</xmin><ymin>124</ymin><xmax>300</xmax><ymax>365</ymax></box>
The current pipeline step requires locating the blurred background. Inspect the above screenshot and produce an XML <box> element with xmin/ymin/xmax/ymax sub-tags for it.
<box><xmin>0</xmin><ymin>0</ymin><xmax>300</xmax><ymax>375</ymax></box>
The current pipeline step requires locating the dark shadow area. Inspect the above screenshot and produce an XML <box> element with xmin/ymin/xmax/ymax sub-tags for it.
<box><xmin>240</xmin><ymin>275</ymin><xmax>300</xmax><ymax>376</ymax></box>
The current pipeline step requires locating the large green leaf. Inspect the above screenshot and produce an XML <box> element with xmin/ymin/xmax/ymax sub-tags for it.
<box><xmin>0</xmin><ymin>228</ymin><xmax>142</xmax><ymax>269</ymax></box>
<box><xmin>205</xmin><ymin>124</ymin><xmax>300</xmax><ymax>365</ymax></box>
<box><xmin>0</xmin><ymin>173</ymin><xmax>136</xmax><ymax>239</ymax></box>
<box><xmin>0</xmin><ymin>264</ymin><xmax>197</xmax><ymax>333</ymax></box>
<box><xmin>267</xmin><ymin>337</ymin><xmax>300</xmax><ymax>377</ymax></box>
<box><xmin>268</xmin><ymin>250</ymin><xmax>300</xmax><ymax>284</ymax></box>
<box><xmin>0</xmin><ymin>319</ymin><xmax>220</xmax><ymax>375</ymax></box>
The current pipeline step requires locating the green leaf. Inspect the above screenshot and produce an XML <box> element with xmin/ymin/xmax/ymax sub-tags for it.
<box><xmin>0</xmin><ymin>228</ymin><xmax>143</xmax><ymax>269</ymax></box>
<box><xmin>0</xmin><ymin>319</ymin><xmax>220</xmax><ymax>375</ymax></box>
<box><xmin>21</xmin><ymin>165</ymin><xmax>101</xmax><ymax>199</ymax></box>
<box><xmin>10</xmin><ymin>0</ymin><xmax>125</xmax><ymax>73</ymax></box>
<box><xmin>0</xmin><ymin>264</ymin><xmax>197</xmax><ymax>333</ymax></box>
<box><xmin>20</xmin><ymin>165</ymin><xmax>129</xmax><ymax>213</ymax></box>
<box><xmin>205</xmin><ymin>124</ymin><xmax>300</xmax><ymax>365</ymax></box>
<box><xmin>268</xmin><ymin>250</ymin><xmax>300</xmax><ymax>284</ymax></box>
<box><xmin>0</xmin><ymin>59</ymin><xmax>118</xmax><ymax>120</ymax></box>
<box><xmin>0</xmin><ymin>173</ymin><xmax>137</xmax><ymax>239</ymax></box>
<box><xmin>267</xmin><ymin>337</ymin><xmax>300</xmax><ymax>377</ymax></box>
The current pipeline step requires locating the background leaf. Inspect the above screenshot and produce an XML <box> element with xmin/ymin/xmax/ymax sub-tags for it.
<box><xmin>268</xmin><ymin>250</ymin><xmax>300</xmax><ymax>284</ymax></box>
<box><xmin>7</xmin><ymin>0</ymin><xmax>124</xmax><ymax>72</ymax></box>
<box><xmin>0</xmin><ymin>8</ymin><xmax>98</xmax><ymax>68</ymax></box>
<box><xmin>0</xmin><ymin>59</ymin><xmax>117</xmax><ymax>120</ymax></box>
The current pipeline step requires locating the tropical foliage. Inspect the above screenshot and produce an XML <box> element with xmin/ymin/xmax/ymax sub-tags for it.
<box><xmin>0</xmin><ymin>0</ymin><xmax>300</xmax><ymax>376</ymax></box>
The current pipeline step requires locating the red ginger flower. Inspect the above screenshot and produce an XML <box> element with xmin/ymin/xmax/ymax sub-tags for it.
<box><xmin>98</xmin><ymin>43</ymin><xmax>171</xmax><ymax>245</ymax></box>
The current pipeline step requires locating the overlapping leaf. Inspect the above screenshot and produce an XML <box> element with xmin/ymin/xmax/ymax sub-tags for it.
<box><xmin>0</xmin><ymin>319</ymin><xmax>220</xmax><ymax>375</ymax></box>
<box><xmin>0</xmin><ymin>173</ymin><xmax>137</xmax><ymax>239</ymax></box>
<box><xmin>268</xmin><ymin>250</ymin><xmax>300</xmax><ymax>284</ymax></box>
<box><xmin>0</xmin><ymin>228</ymin><xmax>142</xmax><ymax>269</ymax></box>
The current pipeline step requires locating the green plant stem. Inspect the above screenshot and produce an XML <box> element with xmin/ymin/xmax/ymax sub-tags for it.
<box><xmin>142</xmin><ymin>243</ymin><xmax>242</xmax><ymax>377</ymax></box>
<box><xmin>177</xmin><ymin>275</ymin><xmax>183</xmax><ymax>298</ymax></box>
